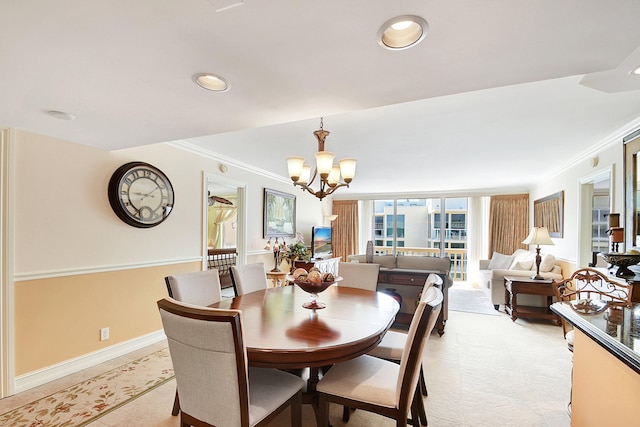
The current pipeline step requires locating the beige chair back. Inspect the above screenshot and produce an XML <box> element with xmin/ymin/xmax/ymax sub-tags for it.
<box><xmin>165</xmin><ymin>269</ymin><xmax>222</xmax><ymax>306</ymax></box>
<box><xmin>338</xmin><ymin>262</ymin><xmax>380</xmax><ymax>291</ymax></box>
<box><xmin>158</xmin><ymin>298</ymin><xmax>249</xmax><ymax>426</ymax></box>
<box><xmin>230</xmin><ymin>262</ymin><xmax>269</xmax><ymax>295</ymax></box>
<box><xmin>396</xmin><ymin>286</ymin><xmax>442</xmax><ymax>405</ymax></box>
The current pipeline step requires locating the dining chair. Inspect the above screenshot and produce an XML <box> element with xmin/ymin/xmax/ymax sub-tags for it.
<box><xmin>165</xmin><ymin>269</ymin><xmax>223</xmax><ymax>307</ymax></box>
<box><xmin>157</xmin><ymin>297</ymin><xmax>304</xmax><ymax>427</ymax></box>
<box><xmin>552</xmin><ymin>267</ymin><xmax>633</xmax><ymax>416</ymax></box>
<box><xmin>362</xmin><ymin>273</ymin><xmax>442</xmax><ymax>425</ymax></box>
<box><xmin>164</xmin><ymin>269</ymin><xmax>223</xmax><ymax>415</ymax></box>
<box><xmin>316</xmin><ymin>286</ymin><xmax>443</xmax><ymax>427</ymax></box>
<box><xmin>337</xmin><ymin>262</ymin><xmax>380</xmax><ymax>291</ymax></box>
<box><xmin>230</xmin><ymin>262</ymin><xmax>269</xmax><ymax>295</ymax></box>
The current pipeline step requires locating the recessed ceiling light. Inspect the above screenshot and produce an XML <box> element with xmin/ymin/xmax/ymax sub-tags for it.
<box><xmin>630</xmin><ymin>66</ymin><xmax>640</xmax><ymax>76</ymax></box>
<box><xmin>377</xmin><ymin>15</ymin><xmax>428</xmax><ymax>50</ymax></box>
<box><xmin>47</xmin><ymin>110</ymin><xmax>75</xmax><ymax>120</ymax></box>
<box><xmin>193</xmin><ymin>73</ymin><xmax>230</xmax><ymax>92</ymax></box>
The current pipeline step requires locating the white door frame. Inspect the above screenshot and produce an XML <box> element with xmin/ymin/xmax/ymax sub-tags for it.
<box><xmin>1</xmin><ymin>128</ymin><xmax>16</xmax><ymax>397</ymax></box>
<box><xmin>577</xmin><ymin>165</ymin><xmax>613</xmax><ymax>268</ymax></box>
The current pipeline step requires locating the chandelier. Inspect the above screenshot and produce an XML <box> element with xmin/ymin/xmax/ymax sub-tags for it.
<box><xmin>286</xmin><ymin>118</ymin><xmax>357</xmax><ymax>200</ymax></box>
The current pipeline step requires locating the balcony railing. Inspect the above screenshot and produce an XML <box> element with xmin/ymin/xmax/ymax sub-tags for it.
<box><xmin>374</xmin><ymin>246</ymin><xmax>467</xmax><ymax>281</ymax></box>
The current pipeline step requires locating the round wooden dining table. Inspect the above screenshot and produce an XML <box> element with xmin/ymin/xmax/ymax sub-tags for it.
<box><xmin>210</xmin><ymin>284</ymin><xmax>400</xmax><ymax>369</ymax></box>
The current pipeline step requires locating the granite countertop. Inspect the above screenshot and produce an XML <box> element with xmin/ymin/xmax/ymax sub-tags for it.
<box><xmin>551</xmin><ymin>301</ymin><xmax>640</xmax><ymax>374</ymax></box>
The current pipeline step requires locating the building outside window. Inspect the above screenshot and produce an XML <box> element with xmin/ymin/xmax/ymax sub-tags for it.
<box><xmin>371</xmin><ymin>198</ymin><xmax>468</xmax><ymax>280</ymax></box>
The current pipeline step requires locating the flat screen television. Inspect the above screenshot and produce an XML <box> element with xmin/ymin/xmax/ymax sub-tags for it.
<box><xmin>311</xmin><ymin>226</ymin><xmax>333</xmax><ymax>259</ymax></box>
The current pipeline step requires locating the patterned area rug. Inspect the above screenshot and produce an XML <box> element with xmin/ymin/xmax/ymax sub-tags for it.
<box><xmin>0</xmin><ymin>348</ymin><xmax>174</xmax><ymax>427</ymax></box>
<box><xmin>448</xmin><ymin>287</ymin><xmax>499</xmax><ymax>316</ymax></box>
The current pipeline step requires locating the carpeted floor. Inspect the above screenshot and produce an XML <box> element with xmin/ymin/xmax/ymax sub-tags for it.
<box><xmin>448</xmin><ymin>287</ymin><xmax>499</xmax><ymax>315</ymax></box>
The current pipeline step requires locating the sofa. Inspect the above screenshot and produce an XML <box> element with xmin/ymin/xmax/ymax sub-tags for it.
<box><xmin>346</xmin><ymin>254</ymin><xmax>452</xmax><ymax>335</ymax></box>
<box><xmin>479</xmin><ymin>249</ymin><xmax>564</xmax><ymax>309</ymax></box>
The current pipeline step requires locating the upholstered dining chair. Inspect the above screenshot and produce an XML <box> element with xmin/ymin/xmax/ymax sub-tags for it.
<box><xmin>165</xmin><ymin>269</ymin><xmax>223</xmax><ymax>307</ymax></box>
<box><xmin>362</xmin><ymin>273</ymin><xmax>442</xmax><ymax>425</ymax></box>
<box><xmin>230</xmin><ymin>262</ymin><xmax>269</xmax><ymax>295</ymax></box>
<box><xmin>337</xmin><ymin>262</ymin><xmax>380</xmax><ymax>291</ymax></box>
<box><xmin>164</xmin><ymin>269</ymin><xmax>223</xmax><ymax>415</ymax></box>
<box><xmin>158</xmin><ymin>298</ymin><xmax>304</xmax><ymax>427</ymax></box>
<box><xmin>316</xmin><ymin>286</ymin><xmax>443</xmax><ymax>427</ymax></box>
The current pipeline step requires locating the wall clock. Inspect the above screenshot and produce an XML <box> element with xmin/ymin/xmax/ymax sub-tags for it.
<box><xmin>108</xmin><ymin>161</ymin><xmax>174</xmax><ymax>228</ymax></box>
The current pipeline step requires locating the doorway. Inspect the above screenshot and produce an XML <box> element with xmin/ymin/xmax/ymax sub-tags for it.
<box><xmin>578</xmin><ymin>167</ymin><xmax>613</xmax><ymax>268</ymax></box>
<box><xmin>204</xmin><ymin>173</ymin><xmax>246</xmax><ymax>269</ymax></box>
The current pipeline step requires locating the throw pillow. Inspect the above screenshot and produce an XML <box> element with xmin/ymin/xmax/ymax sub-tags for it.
<box><xmin>539</xmin><ymin>254</ymin><xmax>556</xmax><ymax>272</ymax></box>
<box><xmin>487</xmin><ymin>252</ymin><xmax>514</xmax><ymax>270</ymax></box>
<box><xmin>514</xmin><ymin>260</ymin><xmax>534</xmax><ymax>270</ymax></box>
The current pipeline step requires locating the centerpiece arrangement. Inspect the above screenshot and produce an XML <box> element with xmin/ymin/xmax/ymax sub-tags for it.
<box><xmin>292</xmin><ymin>267</ymin><xmax>335</xmax><ymax>309</ymax></box>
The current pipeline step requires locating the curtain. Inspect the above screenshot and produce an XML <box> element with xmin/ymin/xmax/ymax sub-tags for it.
<box><xmin>466</xmin><ymin>196</ymin><xmax>488</xmax><ymax>286</ymax></box>
<box><xmin>208</xmin><ymin>205</ymin><xmax>237</xmax><ymax>248</ymax></box>
<box><xmin>488</xmin><ymin>194</ymin><xmax>529</xmax><ymax>256</ymax></box>
<box><xmin>332</xmin><ymin>200</ymin><xmax>359</xmax><ymax>261</ymax></box>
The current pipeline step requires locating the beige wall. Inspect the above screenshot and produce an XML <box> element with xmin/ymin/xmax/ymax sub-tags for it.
<box><xmin>14</xmin><ymin>262</ymin><xmax>199</xmax><ymax>375</ymax></box>
<box><xmin>9</xmin><ymin>129</ymin><xmax>324</xmax><ymax>379</ymax></box>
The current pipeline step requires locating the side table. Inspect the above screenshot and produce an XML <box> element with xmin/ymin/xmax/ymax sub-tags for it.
<box><xmin>266</xmin><ymin>271</ymin><xmax>289</xmax><ymax>287</ymax></box>
<box><xmin>504</xmin><ymin>276</ymin><xmax>561</xmax><ymax>325</ymax></box>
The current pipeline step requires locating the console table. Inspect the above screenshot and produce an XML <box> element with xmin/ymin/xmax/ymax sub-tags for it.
<box><xmin>293</xmin><ymin>257</ymin><xmax>341</xmax><ymax>276</ymax></box>
<box><xmin>503</xmin><ymin>276</ymin><xmax>560</xmax><ymax>324</ymax></box>
<box><xmin>377</xmin><ymin>268</ymin><xmax>449</xmax><ymax>335</ymax></box>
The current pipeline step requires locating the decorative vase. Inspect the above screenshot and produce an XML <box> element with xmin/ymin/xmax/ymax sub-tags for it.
<box><xmin>384</xmin><ymin>288</ymin><xmax>402</xmax><ymax>307</ymax></box>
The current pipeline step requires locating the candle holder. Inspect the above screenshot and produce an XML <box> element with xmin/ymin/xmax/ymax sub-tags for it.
<box><xmin>264</xmin><ymin>237</ymin><xmax>287</xmax><ymax>272</ymax></box>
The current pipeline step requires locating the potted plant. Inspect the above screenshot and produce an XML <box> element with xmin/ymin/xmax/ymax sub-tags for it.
<box><xmin>286</xmin><ymin>233</ymin><xmax>311</xmax><ymax>266</ymax></box>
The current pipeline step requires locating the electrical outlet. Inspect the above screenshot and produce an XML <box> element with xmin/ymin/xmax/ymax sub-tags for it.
<box><xmin>100</xmin><ymin>327</ymin><xmax>110</xmax><ymax>341</ymax></box>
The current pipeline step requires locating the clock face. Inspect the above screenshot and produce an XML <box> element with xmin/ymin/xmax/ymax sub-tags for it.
<box><xmin>108</xmin><ymin>162</ymin><xmax>174</xmax><ymax>228</ymax></box>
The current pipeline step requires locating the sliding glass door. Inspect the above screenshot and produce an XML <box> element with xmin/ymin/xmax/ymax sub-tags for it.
<box><xmin>370</xmin><ymin>198</ymin><xmax>468</xmax><ymax>281</ymax></box>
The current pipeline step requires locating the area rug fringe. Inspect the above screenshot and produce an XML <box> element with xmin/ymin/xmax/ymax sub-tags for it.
<box><xmin>0</xmin><ymin>348</ymin><xmax>174</xmax><ymax>427</ymax></box>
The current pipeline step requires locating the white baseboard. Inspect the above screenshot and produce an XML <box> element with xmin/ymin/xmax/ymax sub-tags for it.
<box><xmin>14</xmin><ymin>330</ymin><xmax>166</xmax><ymax>394</ymax></box>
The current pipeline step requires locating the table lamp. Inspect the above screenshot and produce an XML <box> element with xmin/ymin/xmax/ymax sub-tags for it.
<box><xmin>522</xmin><ymin>227</ymin><xmax>555</xmax><ymax>280</ymax></box>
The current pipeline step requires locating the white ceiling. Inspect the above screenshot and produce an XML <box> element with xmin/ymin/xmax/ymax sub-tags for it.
<box><xmin>3</xmin><ymin>0</ymin><xmax>640</xmax><ymax>196</ymax></box>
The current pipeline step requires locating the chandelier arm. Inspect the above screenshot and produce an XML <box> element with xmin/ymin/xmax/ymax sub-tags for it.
<box><xmin>293</xmin><ymin>181</ymin><xmax>317</xmax><ymax>195</ymax></box>
<box><xmin>324</xmin><ymin>182</ymin><xmax>350</xmax><ymax>197</ymax></box>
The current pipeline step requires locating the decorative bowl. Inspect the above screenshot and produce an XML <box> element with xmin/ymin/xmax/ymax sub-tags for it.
<box><xmin>294</xmin><ymin>280</ymin><xmax>335</xmax><ymax>309</ymax></box>
<box><xmin>598</xmin><ymin>253</ymin><xmax>640</xmax><ymax>277</ymax></box>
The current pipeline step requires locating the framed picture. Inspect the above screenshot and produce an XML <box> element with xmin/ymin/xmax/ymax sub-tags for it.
<box><xmin>263</xmin><ymin>188</ymin><xmax>296</xmax><ymax>237</ymax></box>
<box><xmin>534</xmin><ymin>191</ymin><xmax>564</xmax><ymax>238</ymax></box>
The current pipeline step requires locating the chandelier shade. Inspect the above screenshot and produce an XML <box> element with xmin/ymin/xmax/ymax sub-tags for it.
<box><xmin>286</xmin><ymin>118</ymin><xmax>357</xmax><ymax>200</ymax></box>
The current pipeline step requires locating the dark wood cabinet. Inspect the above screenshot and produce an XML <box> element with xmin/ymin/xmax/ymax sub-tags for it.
<box><xmin>377</xmin><ymin>269</ymin><xmax>449</xmax><ymax>336</ymax></box>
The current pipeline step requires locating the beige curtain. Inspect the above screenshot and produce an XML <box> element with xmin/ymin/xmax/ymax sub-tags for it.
<box><xmin>332</xmin><ymin>200</ymin><xmax>359</xmax><ymax>261</ymax></box>
<box><xmin>208</xmin><ymin>205</ymin><xmax>237</xmax><ymax>248</ymax></box>
<box><xmin>488</xmin><ymin>194</ymin><xmax>529</xmax><ymax>256</ymax></box>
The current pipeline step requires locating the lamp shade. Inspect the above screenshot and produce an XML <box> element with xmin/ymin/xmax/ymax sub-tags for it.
<box><xmin>314</xmin><ymin>151</ymin><xmax>335</xmax><ymax>177</ymax></box>
<box><xmin>522</xmin><ymin>227</ymin><xmax>554</xmax><ymax>246</ymax></box>
<box><xmin>286</xmin><ymin>156</ymin><xmax>305</xmax><ymax>181</ymax></box>
<box><xmin>338</xmin><ymin>158</ymin><xmax>357</xmax><ymax>182</ymax></box>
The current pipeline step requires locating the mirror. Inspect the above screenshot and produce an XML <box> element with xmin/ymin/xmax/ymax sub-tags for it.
<box><xmin>624</xmin><ymin>136</ymin><xmax>640</xmax><ymax>247</ymax></box>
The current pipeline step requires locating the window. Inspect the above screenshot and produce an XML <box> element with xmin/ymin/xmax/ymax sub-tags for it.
<box><xmin>369</xmin><ymin>197</ymin><xmax>469</xmax><ymax>281</ymax></box>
